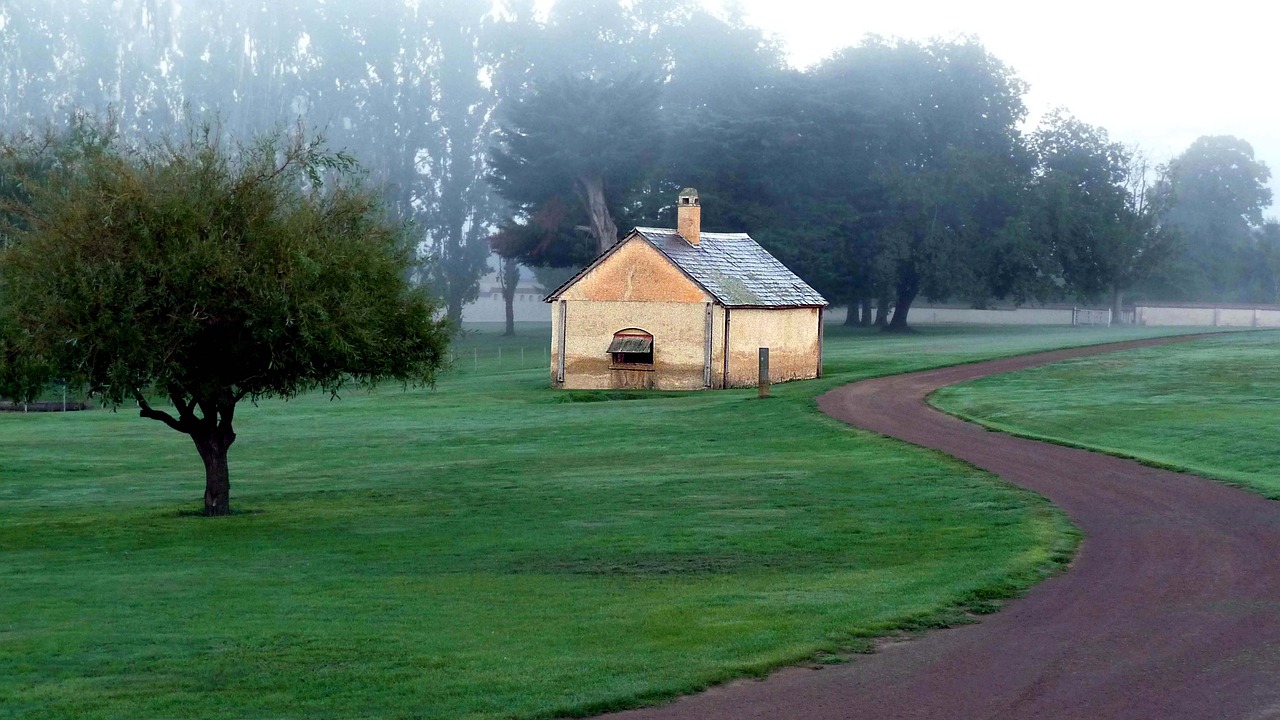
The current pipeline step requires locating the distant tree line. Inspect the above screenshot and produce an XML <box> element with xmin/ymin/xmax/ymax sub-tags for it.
<box><xmin>1</xmin><ymin>0</ymin><xmax>1274</xmax><ymax>330</ymax></box>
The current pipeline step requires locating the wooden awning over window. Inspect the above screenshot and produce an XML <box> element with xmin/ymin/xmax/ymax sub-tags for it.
<box><xmin>607</xmin><ymin>336</ymin><xmax>653</xmax><ymax>354</ymax></box>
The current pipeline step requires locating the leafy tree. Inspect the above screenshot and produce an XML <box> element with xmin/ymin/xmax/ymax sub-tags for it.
<box><xmin>1022</xmin><ymin>113</ymin><xmax>1181</xmax><ymax>314</ymax></box>
<box><xmin>1253</xmin><ymin>221</ymin><xmax>1280</xmax><ymax>304</ymax></box>
<box><xmin>488</xmin><ymin>0</ymin><xmax>785</xmax><ymax>271</ymax></box>
<box><xmin>849</xmin><ymin>38</ymin><xmax>1030</xmax><ymax>329</ymax></box>
<box><xmin>1108</xmin><ymin>151</ymin><xmax>1182</xmax><ymax>313</ymax></box>
<box><xmin>1025</xmin><ymin>111</ymin><xmax>1129</xmax><ymax>300</ymax></box>
<box><xmin>0</xmin><ymin>123</ymin><xmax>450</xmax><ymax>516</ymax></box>
<box><xmin>1161</xmin><ymin>135</ymin><xmax>1273</xmax><ymax>300</ymax></box>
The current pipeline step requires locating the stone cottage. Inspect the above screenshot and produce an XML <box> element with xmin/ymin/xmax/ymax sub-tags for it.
<box><xmin>544</xmin><ymin>189</ymin><xmax>827</xmax><ymax>390</ymax></box>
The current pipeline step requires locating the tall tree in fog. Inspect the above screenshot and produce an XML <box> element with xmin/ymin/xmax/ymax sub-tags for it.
<box><xmin>1023</xmin><ymin>112</ymin><xmax>1179</xmax><ymax>314</ymax></box>
<box><xmin>0</xmin><ymin>0</ymin><xmax>508</xmax><ymax>324</ymax></box>
<box><xmin>791</xmin><ymin>38</ymin><xmax>1029</xmax><ymax>330</ymax></box>
<box><xmin>1161</xmin><ymin>135</ymin><xmax>1272</xmax><ymax>301</ymax></box>
<box><xmin>1025</xmin><ymin>112</ymin><xmax>1130</xmax><ymax>302</ymax></box>
<box><xmin>0</xmin><ymin>0</ymin><xmax>180</xmax><ymax>131</ymax></box>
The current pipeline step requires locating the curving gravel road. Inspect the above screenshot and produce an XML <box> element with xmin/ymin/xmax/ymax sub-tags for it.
<box><xmin>603</xmin><ymin>335</ymin><xmax>1280</xmax><ymax>720</ymax></box>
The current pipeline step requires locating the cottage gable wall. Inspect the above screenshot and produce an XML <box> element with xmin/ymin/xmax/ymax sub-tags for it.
<box><xmin>558</xmin><ymin>238</ymin><xmax>710</xmax><ymax>304</ymax></box>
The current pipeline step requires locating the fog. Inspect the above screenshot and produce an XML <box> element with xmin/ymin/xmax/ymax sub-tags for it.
<box><xmin>3</xmin><ymin>0</ymin><xmax>1277</xmax><ymax>317</ymax></box>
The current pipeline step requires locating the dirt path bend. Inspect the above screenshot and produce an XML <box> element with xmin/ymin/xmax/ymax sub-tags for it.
<box><xmin>605</xmin><ymin>335</ymin><xmax>1280</xmax><ymax>720</ymax></box>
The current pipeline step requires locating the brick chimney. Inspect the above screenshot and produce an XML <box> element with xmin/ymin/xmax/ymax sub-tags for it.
<box><xmin>677</xmin><ymin>188</ymin><xmax>700</xmax><ymax>246</ymax></box>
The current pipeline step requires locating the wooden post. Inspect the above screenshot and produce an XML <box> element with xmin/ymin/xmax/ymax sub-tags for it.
<box><xmin>758</xmin><ymin>347</ymin><xmax>770</xmax><ymax>398</ymax></box>
<box><xmin>703</xmin><ymin>303</ymin><xmax>713</xmax><ymax>388</ymax></box>
<box><xmin>817</xmin><ymin>308</ymin><xmax>824</xmax><ymax>378</ymax></box>
<box><xmin>556</xmin><ymin>300</ymin><xmax>567</xmax><ymax>384</ymax></box>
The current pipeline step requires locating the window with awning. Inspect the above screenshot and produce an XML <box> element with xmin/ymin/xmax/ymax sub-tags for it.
<box><xmin>608</xmin><ymin>330</ymin><xmax>654</xmax><ymax>367</ymax></box>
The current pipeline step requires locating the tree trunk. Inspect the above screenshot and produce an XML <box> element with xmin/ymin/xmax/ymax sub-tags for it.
<box><xmin>1111</xmin><ymin>287</ymin><xmax>1125</xmax><ymax>324</ymax></box>
<box><xmin>498</xmin><ymin>256</ymin><xmax>520</xmax><ymax>337</ymax></box>
<box><xmin>874</xmin><ymin>292</ymin><xmax>892</xmax><ymax>328</ymax></box>
<box><xmin>580</xmin><ymin>174</ymin><xmax>618</xmax><ymax>254</ymax></box>
<box><xmin>446</xmin><ymin>297</ymin><xmax>464</xmax><ymax>327</ymax></box>
<box><xmin>859</xmin><ymin>298</ymin><xmax>874</xmax><ymax>327</ymax></box>
<box><xmin>136</xmin><ymin>391</ymin><xmax>240</xmax><ymax>517</ymax></box>
<box><xmin>504</xmin><ymin>292</ymin><xmax>516</xmax><ymax>336</ymax></box>
<box><xmin>842</xmin><ymin>302</ymin><xmax>859</xmax><ymax>326</ymax></box>
<box><xmin>887</xmin><ymin>283</ymin><xmax>919</xmax><ymax>331</ymax></box>
<box><xmin>193</xmin><ymin>428</ymin><xmax>236</xmax><ymax>516</ymax></box>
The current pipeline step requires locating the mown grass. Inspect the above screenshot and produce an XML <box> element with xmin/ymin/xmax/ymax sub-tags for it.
<box><xmin>932</xmin><ymin>329</ymin><xmax>1280</xmax><ymax>500</ymax></box>
<box><xmin>0</xmin><ymin>322</ymin><xmax>1205</xmax><ymax>719</ymax></box>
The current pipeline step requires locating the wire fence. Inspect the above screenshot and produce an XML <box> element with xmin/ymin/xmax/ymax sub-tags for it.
<box><xmin>445</xmin><ymin>346</ymin><xmax>552</xmax><ymax>373</ymax></box>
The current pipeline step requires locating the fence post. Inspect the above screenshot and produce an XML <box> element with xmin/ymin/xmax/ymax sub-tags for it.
<box><xmin>758</xmin><ymin>347</ymin><xmax>770</xmax><ymax>399</ymax></box>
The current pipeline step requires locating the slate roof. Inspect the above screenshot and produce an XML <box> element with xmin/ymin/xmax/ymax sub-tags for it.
<box><xmin>545</xmin><ymin>227</ymin><xmax>828</xmax><ymax>308</ymax></box>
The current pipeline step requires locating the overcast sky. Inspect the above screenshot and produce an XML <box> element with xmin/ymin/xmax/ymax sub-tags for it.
<box><xmin>706</xmin><ymin>0</ymin><xmax>1280</xmax><ymax>210</ymax></box>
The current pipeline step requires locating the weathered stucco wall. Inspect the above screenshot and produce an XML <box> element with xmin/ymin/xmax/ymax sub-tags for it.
<box><xmin>724</xmin><ymin>307</ymin><xmax>821</xmax><ymax>387</ymax></box>
<box><xmin>552</xmin><ymin>300</ymin><xmax>710</xmax><ymax>389</ymax></box>
<box><xmin>906</xmin><ymin>306</ymin><xmax>1076</xmax><ymax>325</ymax></box>
<box><xmin>559</xmin><ymin>239</ymin><xmax>708</xmax><ymax>304</ymax></box>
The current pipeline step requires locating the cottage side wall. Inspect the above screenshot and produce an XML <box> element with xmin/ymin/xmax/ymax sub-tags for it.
<box><xmin>724</xmin><ymin>307</ymin><xmax>821</xmax><ymax>387</ymax></box>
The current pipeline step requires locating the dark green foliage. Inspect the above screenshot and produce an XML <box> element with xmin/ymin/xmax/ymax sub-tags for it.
<box><xmin>490</xmin><ymin>75</ymin><xmax>663</xmax><ymax>255</ymax></box>
<box><xmin>0</xmin><ymin>121</ymin><xmax>450</xmax><ymax>514</ymax></box>
<box><xmin>1023</xmin><ymin>112</ymin><xmax>1170</xmax><ymax>310</ymax></box>
<box><xmin>737</xmin><ymin>38</ymin><xmax>1031</xmax><ymax>329</ymax></box>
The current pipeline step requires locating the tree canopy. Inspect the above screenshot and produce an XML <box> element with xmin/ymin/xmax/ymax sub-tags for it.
<box><xmin>0</xmin><ymin>121</ymin><xmax>451</xmax><ymax>515</ymax></box>
<box><xmin>1160</xmin><ymin>135</ymin><xmax>1273</xmax><ymax>300</ymax></box>
<box><xmin>4</xmin><ymin>1</ymin><xmax>1274</xmax><ymax>328</ymax></box>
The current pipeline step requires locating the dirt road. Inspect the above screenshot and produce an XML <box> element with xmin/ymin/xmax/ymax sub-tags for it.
<box><xmin>604</xmin><ymin>335</ymin><xmax>1280</xmax><ymax>720</ymax></box>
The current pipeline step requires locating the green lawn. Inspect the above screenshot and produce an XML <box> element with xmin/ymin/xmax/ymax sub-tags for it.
<box><xmin>932</xmin><ymin>329</ymin><xmax>1280</xmax><ymax>499</ymax></box>
<box><xmin>0</xmin><ymin>322</ymin><xmax>1205</xmax><ymax>719</ymax></box>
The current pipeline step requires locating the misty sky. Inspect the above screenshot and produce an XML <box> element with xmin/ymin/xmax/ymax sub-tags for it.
<box><xmin>700</xmin><ymin>0</ymin><xmax>1280</xmax><ymax>210</ymax></box>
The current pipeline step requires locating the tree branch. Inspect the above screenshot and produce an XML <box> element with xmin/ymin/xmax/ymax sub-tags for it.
<box><xmin>134</xmin><ymin>389</ymin><xmax>189</xmax><ymax>434</ymax></box>
<box><xmin>167</xmin><ymin>386</ymin><xmax>197</xmax><ymax>423</ymax></box>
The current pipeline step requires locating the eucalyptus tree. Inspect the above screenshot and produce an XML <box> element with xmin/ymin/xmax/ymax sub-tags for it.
<box><xmin>292</xmin><ymin>0</ymin><xmax>509</xmax><ymax>323</ymax></box>
<box><xmin>1025</xmin><ymin>111</ymin><xmax>1131</xmax><ymax>303</ymax></box>
<box><xmin>1</xmin><ymin>0</ymin><xmax>509</xmax><ymax>324</ymax></box>
<box><xmin>1015</xmin><ymin>113</ymin><xmax>1178</xmax><ymax>314</ymax></box>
